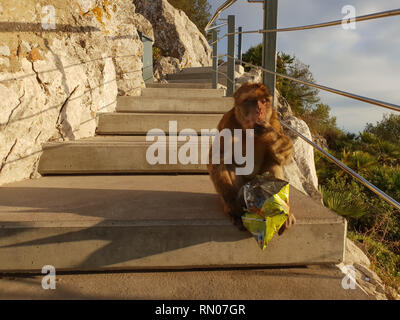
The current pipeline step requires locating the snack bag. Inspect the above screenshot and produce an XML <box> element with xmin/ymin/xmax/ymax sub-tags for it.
<box><xmin>240</xmin><ymin>175</ymin><xmax>290</xmax><ymax>250</ymax></box>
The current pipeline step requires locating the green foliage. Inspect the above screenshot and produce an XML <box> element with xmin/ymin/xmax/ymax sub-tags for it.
<box><xmin>315</xmin><ymin>114</ymin><xmax>400</xmax><ymax>246</ymax></box>
<box><xmin>242</xmin><ymin>43</ymin><xmax>263</xmax><ymax>70</ymax></box>
<box><xmin>168</xmin><ymin>0</ymin><xmax>211</xmax><ymax>35</ymax></box>
<box><xmin>152</xmin><ymin>46</ymin><xmax>170</xmax><ymax>65</ymax></box>
<box><xmin>152</xmin><ymin>47</ymin><xmax>162</xmax><ymax>65</ymax></box>
<box><xmin>365</xmin><ymin>114</ymin><xmax>400</xmax><ymax>146</ymax></box>
<box><xmin>279</xmin><ymin>58</ymin><xmax>320</xmax><ymax>115</ymax></box>
<box><xmin>320</xmin><ymin>185</ymin><xmax>367</xmax><ymax>218</ymax></box>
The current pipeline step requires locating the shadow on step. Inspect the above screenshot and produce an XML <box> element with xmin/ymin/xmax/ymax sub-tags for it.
<box><xmin>0</xmin><ymin>186</ymin><xmax>251</xmax><ymax>268</ymax></box>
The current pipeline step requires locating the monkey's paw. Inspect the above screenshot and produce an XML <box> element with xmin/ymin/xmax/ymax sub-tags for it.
<box><xmin>254</xmin><ymin>122</ymin><xmax>273</xmax><ymax>136</ymax></box>
<box><xmin>278</xmin><ymin>213</ymin><xmax>296</xmax><ymax>236</ymax></box>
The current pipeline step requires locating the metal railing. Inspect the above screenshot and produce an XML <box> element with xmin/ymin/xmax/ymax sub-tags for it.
<box><xmin>205</xmin><ymin>3</ymin><xmax>400</xmax><ymax>211</ymax></box>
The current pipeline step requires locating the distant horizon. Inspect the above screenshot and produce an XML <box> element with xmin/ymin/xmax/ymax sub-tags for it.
<box><xmin>208</xmin><ymin>0</ymin><xmax>399</xmax><ymax>134</ymax></box>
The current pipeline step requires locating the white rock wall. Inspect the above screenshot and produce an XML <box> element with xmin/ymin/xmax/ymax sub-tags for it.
<box><xmin>0</xmin><ymin>0</ymin><xmax>151</xmax><ymax>185</ymax></box>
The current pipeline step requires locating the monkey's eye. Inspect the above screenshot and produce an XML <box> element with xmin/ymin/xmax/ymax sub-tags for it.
<box><xmin>260</xmin><ymin>98</ymin><xmax>267</xmax><ymax>104</ymax></box>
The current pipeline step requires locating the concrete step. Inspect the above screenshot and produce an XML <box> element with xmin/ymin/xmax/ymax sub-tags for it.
<box><xmin>0</xmin><ymin>266</ymin><xmax>373</xmax><ymax>299</ymax></box>
<box><xmin>166</xmin><ymin>78</ymin><xmax>229</xmax><ymax>86</ymax></box>
<box><xmin>38</xmin><ymin>136</ymin><xmax>208</xmax><ymax>174</ymax></box>
<box><xmin>181</xmin><ymin>64</ymin><xmax>244</xmax><ymax>74</ymax></box>
<box><xmin>167</xmin><ymin>72</ymin><xmax>212</xmax><ymax>80</ymax></box>
<box><xmin>180</xmin><ymin>65</ymin><xmax>243</xmax><ymax>73</ymax></box>
<box><xmin>0</xmin><ymin>175</ymin><xmax>346</xmax><ymax>272</ymax></box>
<box><xmin>140</xmin><ymin>87</ymin><xmax>225</xmax><ymax>98</ymax></box>
<box><xmin>117</xmin><ymin>96</ymin><xmax>233</xmax><ymax>114</ymax></box>
<box><xmin>167</xmin><ymin>79</ymin><xmax>212</xmax><ymax>84</ymax></box>
<box><xmin>96</xmin><ymin>112</ymin><xmax>223</xmax><ymax>135</ymax></box>
<box><xmin>146</xmin><ymin>82</ymin><xmax>213</xmax><ymax>89</ymax></box>
<box><xmin>180</xmin><ymin>66</ymin><xmax>213</xmax><ymax>73</ymax></box>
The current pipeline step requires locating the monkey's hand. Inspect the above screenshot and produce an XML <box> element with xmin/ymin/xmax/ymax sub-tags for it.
<box><xmin>224</xmin><ymin>200</ymin><xmax>246</xmax><ymax>232</ymax></box>
<box><xmin>254</xmin><ymin>121</ymin><xmax>274</xmax><ymax>136</ymax></box>
<box><xmin>278</xmin><ymin>212</ymin><xmax>296</xmax><ymax>236</ymax></box>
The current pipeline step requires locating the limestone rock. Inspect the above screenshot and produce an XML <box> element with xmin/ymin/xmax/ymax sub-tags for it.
<box><xmin>0</xmin><ymin>0</ymin><xmax>151</xmax><ymax>185</ymax></box>
<box><xmin>336</xmin><ymin>239</ymin><xmax>395</xmax><ymax>300</ymax></box>
<box><xmin>281</xmin><ymin>115</ymin><xmax>319</xmax><ymax>197</ymax></box>
<box><xmin>154</xmin><ymin>56</ymin><xmax>181</xmax><ymax>82</ymax></box>
<box><xmin>344</xmin><ymin>238</ymin><xmax>371</xmax><ymax>267</ymax></box>
<box><xmin>133</xmin><ymin>0</ymin><xmax>211</xmax><ymax>68</ymax></box>
<box><xmin>235</xmin><ymin>68</ymin><xmax>262</xmax><ymax>89</ymax></box>
<box><xmin>312</xmin><ymin>133</ymin><xmax>328</xmax><ymax>150</ymax></box>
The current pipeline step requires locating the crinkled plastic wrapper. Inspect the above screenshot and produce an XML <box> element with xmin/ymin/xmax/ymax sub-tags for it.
<box><xmin>240</xmin><ymin>175</ymin><xmax>290</xmax><ymax>250</ymax></box>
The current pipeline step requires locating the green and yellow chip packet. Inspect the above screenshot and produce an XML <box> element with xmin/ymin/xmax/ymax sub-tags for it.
<box><xmin>240</xmin><ymin>175</ymin><xmax>290</xmax><ymax>250</ymax></box>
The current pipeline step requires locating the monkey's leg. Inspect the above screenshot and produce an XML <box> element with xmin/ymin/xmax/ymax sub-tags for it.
<box><xmin>208</xmin><ymin>164</ymin><xmax>246</xmax><ymax>231</ymax></box>
<box><xmin>269</xmin><ymin>163</ymin><xmax>285</xmax><ymax>180</ymax></box>
<box><xmin>260</xmin><ymin>156</ymin><xmax>285</xmax><ymax>180</ymax></box>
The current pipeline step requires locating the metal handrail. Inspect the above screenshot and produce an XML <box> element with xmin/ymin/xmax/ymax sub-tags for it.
<box><xmin>207</xmin><ymin>22</ymin><xmax>228</xmax><ymax>31</ymax></box>
<box><xmin>225</xmin><ymin>54</ymin><xmax>400</xmax><ymax>113</ymax></box>
<box><xmin>224</xmin><ymin>8</ymin><xmax>400</xmax><ymax>35</ymax></box>
<box><xmin>205</xmin><ymin>0</ymin><xmax>238</xmax><ymax>32</ymax></box>
<box><xmin>209</xmin><ymin>8</ymin><xmax>400</xmax><ymax>45</ymax></box>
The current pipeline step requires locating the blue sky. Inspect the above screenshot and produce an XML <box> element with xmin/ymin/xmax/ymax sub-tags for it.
<box><xmin>208</xmin><ymin>0</ymin><xmax>400</xmax><ymax>133</ymax></box>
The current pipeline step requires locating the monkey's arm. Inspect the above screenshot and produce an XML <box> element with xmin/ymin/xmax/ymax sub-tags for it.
<box><xmin>255</xmin><ymin>122</ymin><xmax>293</xmax><ymax>165</ymax></box>
<box><xmin>208</xmin><ymin>128</ymin><xmax>244</xmax><ymax>221</ymax></box>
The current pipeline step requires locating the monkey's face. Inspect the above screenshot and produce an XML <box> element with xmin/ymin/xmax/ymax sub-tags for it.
<box><xmin>235</xmin><ymin>98</ymin><xmax>272</xmax><ymax>129</ymax></box>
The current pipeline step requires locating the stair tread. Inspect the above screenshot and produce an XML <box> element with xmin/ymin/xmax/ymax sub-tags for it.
<box><xmin>0</xmin><ymin>175</ymin><xmax>345</xmax><ymax>271</ymax></box>
<box><xmin>118</xmin><ymin>96</ymin><xmax>231</xmax><ymax>101</ymax></box>
<box><xmin>43</xmin><ymin>135</ymin><xmax>213</xmax><ymax>144</ymax></box>
<box><xmin>0</xmin><ymin>175</ymin><xmax>342</xmax><ymax>224</ymax></box>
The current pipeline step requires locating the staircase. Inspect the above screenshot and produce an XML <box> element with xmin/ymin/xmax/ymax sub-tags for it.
<box><xmin>0</xmin><ymin>68</ymin><xmax>346</xmax><ymax>272</ymax></box>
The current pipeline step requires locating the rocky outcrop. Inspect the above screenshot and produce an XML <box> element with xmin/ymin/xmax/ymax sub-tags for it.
<box><xmin>0</xmin><ymin>0</ymin><xmax>151</xmax><ymax>185</ymax></box>
<box><xmin>133</xmin><ymin>0</ymin><xmax>211</xmax><ymax>68</ymax></box>
<box><xmin>281</xmin><ymin>115</ymin><xmax>320</xmax><ymax>199</ymax></box>
<box><xmin>235</xmin><ymin>67</ymin><xmax>262</xmax><ymax>90</ymax></box>
<box><xmin>153</xmin><ymin>56</ymin><xmax>181</xmax><ymax>82</ymax></box>
<box><xmin>338</xmin><ymin>239</ymin><xmax>399</xmax><ymax>300</ymax></box>
<box><xmin>275</xmin><ymin>90</ymin><xmax>320</xmax><ymax>198</ymax></box>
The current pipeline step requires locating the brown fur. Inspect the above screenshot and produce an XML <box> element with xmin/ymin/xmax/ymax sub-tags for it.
<box><xmin>208</xmin><ymin>83</ymin><xmax>295</xmax><ymax>233</ymax></box>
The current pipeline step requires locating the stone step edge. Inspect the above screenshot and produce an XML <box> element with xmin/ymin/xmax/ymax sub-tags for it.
<box><xmin>0</xmin><ymin>217</ymin><xmax>341</xmax><ymax>228</ymax></box>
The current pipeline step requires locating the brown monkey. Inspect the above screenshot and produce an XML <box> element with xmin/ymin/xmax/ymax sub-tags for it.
<box><xmin>208</xmin><ymin>83</ymin><xmax>296</xmax><ymax>233</ymax></box>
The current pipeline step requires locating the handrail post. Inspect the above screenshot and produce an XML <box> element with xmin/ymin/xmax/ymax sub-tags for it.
<box><xmin>262</xmin><ymin>0</ymin><xmax>278</xmax><ymax>106</ymax></box>
<box><xmin>238</xmin><ymin>26</ymin><xmax>242</xmax><ymax>64</ymax></box>
<box><xmin>227</xmin><ymin>15</ymin><xmax>236</xmax><ymax>96</ymax></box>
<box><xmin>212</xmin><ymin>30</ymin><xmax>218</xmax><ymax>89</ymax></box>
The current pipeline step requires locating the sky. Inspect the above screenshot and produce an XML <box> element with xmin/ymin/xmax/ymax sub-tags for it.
<box><xmin>208</xmin><ymin>0</ymin><xmax>400</xmax><ymax>133</ymax></box>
